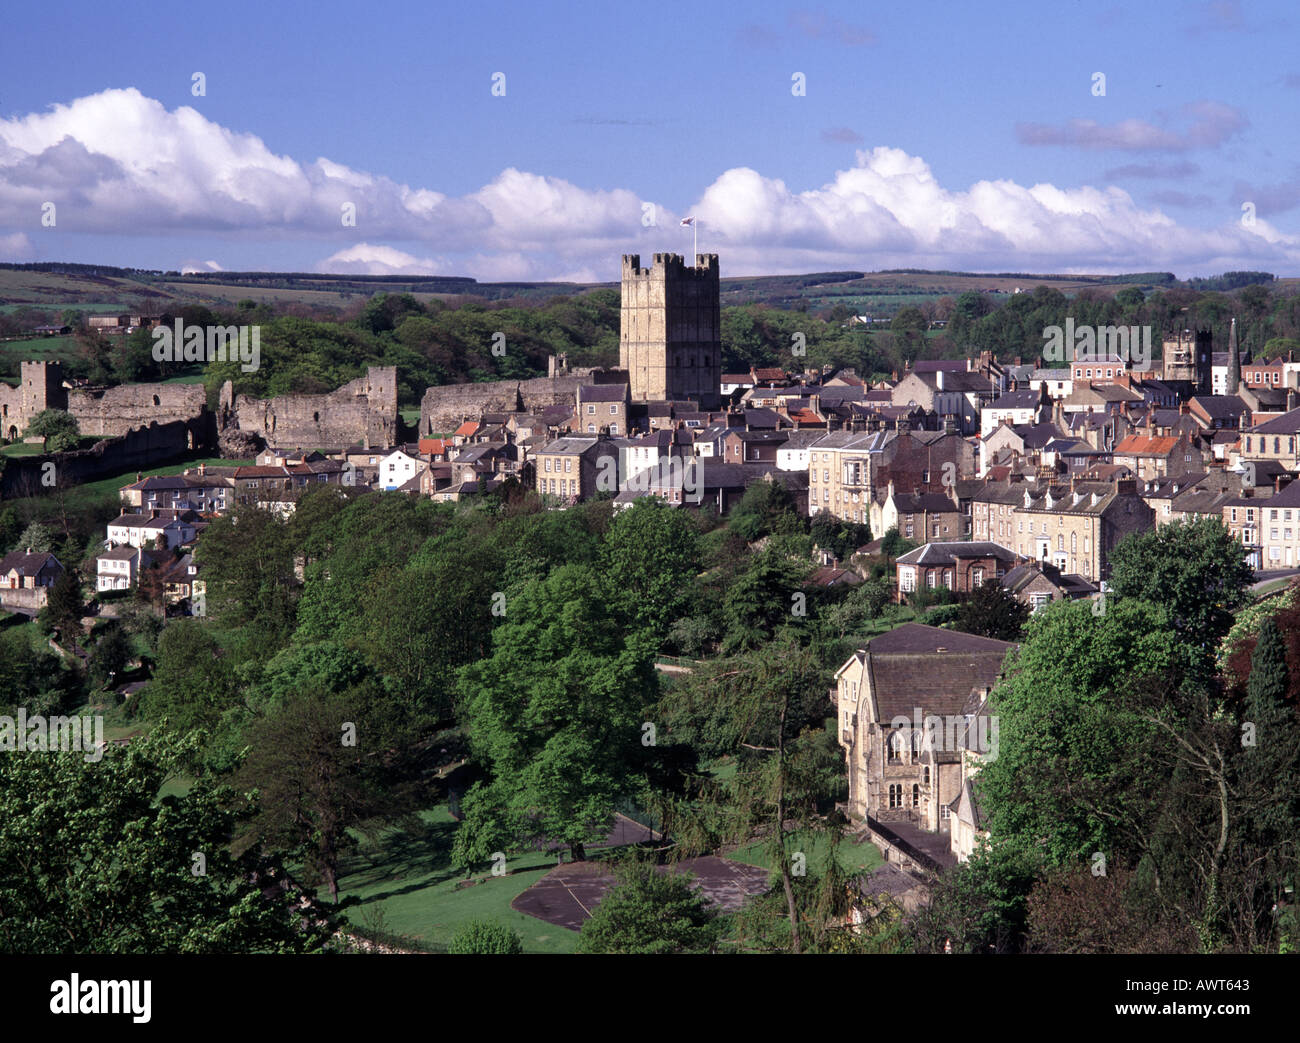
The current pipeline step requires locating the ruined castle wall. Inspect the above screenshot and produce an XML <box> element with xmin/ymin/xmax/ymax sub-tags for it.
<box><xmin>224</xmin><ymin>366</ymin><xmax>399</xmax><ymax>449</ymax></box>
<box><xmin>418</xmin><ymin>369</ymin><xmax>627</xmax><ymax>435</ymax></box>
<box><xmin>1</xmin><ymin>421</ymin><xmax>193</xmax><ymax>500</ymax></box>
<box><xmin>68</xmin><ymin>383</ymin><xmax>207</xmax><ymax>439</ymax></box>
<box><xmin>0</xmin><ymin>382</ymin><xmax>22</xmax><ymax>440</ymax></box>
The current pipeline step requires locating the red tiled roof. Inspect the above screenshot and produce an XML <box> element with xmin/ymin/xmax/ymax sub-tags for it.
<box><xmin>1114</xmin><ymin>435</ymin><xmax>1179</xmax><ymax>455</ymax></box>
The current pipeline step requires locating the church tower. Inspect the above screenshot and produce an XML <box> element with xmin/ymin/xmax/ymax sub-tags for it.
<box><xmin>620</xmin><ymin>253</ymin><xmax>722</xmax><ymax>409</ymax></box>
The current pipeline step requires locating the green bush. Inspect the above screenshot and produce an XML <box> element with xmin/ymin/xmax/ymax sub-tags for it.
<box><xmin>447</xmin><ymin>918</ymin><xmax>524</xmax><ymax>954</ymax></box>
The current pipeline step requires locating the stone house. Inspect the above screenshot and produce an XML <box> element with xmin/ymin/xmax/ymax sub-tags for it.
<box><xmin>119</xmin><ymin>468</ymin><xmax>233</xmax><ymax>514</ymax></box>
<box><xmin>534</xmin><ymin>435</ymin><xmax>619</xmax><ymax>504</ymax></box>
<box><xmin>1241</xmin><ymin>408</ymin><xmax>1300</xmax><ymax>470</ymax></box>
<box><xmin>834</xmin><ymin>624</ymin><xmax>1015</xmax><ymax>834</ymax></box>
<box><xmin>871</xmin><ymin>486</ymin><xmax>965</xmax><ymax>544</ymax></box>
<box><xmin>999</xmin><ymin>559</ymin><xmax>1095</xmax><ymax>612</ymax></box>
<box><xmin>1226</xmin><ymin>479</ymin><xmax>1300</xmax><ymax>569</ymax></box>
<box><xmin>891</xmin><ymin>368</ymin><xmax>995</xmax><ymax>435</ymax></box>
<box><xmin>575</xmin><ymin>383</ymin><xmax>630</xmax><ymax>436</ymax></box>
<box><xmin>1111</xmin><ymin>431</ymin><xmax>1199</xmax><ymax>482</ymax></box>
<box><xmin>1010</xmin><ymin>477</ymin><xmax>1154</xmax><ymax>582</ymax></box>
<box><xmin>0</xmin><ymin>549</ymin><xmax>64</xmax><ymax>611</ymax></box>
<box><xmin>894</xmin><ymin>541</ymin><xmax>1019</xmax><ymax>598</ymax></box>
<box><xmin>970</xmin><ymin>479</ymin><xmax>1030</xmax><ymax>548</ymax></box>
<box><xmin>720</xmin><ymin>428</ymin><xmax>787</xmax><ymax>465</ymax></box>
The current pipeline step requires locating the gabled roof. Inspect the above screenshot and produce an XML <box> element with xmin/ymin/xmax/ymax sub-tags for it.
<box><xmin>895</xmin><ymin>542</ymin><xmax>1017</xmax><ymax>566</ymax></box>
<box><xmin>868</xmin><ymin>623</ymin><xmax>1014</xmax><ymax>656</ymax></box>
<box><xmin>1113</xmin><ymin>434</ymin><xmax>1180</xmax><ymax>456</ymax></box>
<box><xmin>538</xmin><ymin>436</ymin><xmax>607</xmax><ymax>456</ymax></box>
<box><xmin>578</xmin><ymin>384</ymin><xmax>628</xmax><ymax>403</ymax></box>
<box><xmin>988</xmin><ymin>389</ymin><xmax>1041</xmax><ymax>410</ymax></box>
<box><xmin>1191</xmin><ymin>395</ymin><xmax>1249</xmax><ymax>420</ymax></box>
<box><xmin>858</xmin><ymin>624</ymin><xmax>1015</xmax><ymax>722</ymax></box>
<box><xmin>891</xmin><ymin>492</ymin><xmax>960</xmax><ymax>513</ymax></box>
<box><xmin>1</xmin><ymin>550</ymin><xmax>62</xmax><ymax>575</ymax></box>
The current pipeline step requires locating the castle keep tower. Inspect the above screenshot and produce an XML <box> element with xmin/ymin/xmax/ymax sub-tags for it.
<box><xmin>620</xmin><ymin>253</ymin><xmax>722</xmax><ymax>409</ymax></box>
<box><xmin>21</xmin><ymin>359</ymin><xmax>67</xmax><ymax>418</ymax></box>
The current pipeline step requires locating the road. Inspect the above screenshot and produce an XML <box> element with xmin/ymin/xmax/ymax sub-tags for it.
<box><xmin>1252</xmin><ymin>569</ymin><xmax>1300</xmax><ymax>592</ymax></box>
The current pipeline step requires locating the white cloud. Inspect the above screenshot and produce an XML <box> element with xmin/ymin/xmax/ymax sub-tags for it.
<box><xmin>0</xmin><ymin>88</ymin><xmax>1296</xmax><ymax>279</ymax></box>
<box><xmin>0</xmin><ymin>231</ymin><xmax>34</xmax><ymax>261</ymax></box>
<box><xmin>319</xmin><ymin>244</ymin><xmax>446</xmax><ymax>276</ymax></box>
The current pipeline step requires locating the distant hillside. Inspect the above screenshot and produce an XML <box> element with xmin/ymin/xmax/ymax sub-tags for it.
<box><xmin>0</xmin><ymin>260</ymin><xmax>1281</xmax><ymax>315</ymax></box>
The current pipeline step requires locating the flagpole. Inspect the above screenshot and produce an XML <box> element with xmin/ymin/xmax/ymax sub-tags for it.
<box><xmin>694</xmin><ymin>218</ymin><xmax>698</xmax><ymax>262</ymax></box>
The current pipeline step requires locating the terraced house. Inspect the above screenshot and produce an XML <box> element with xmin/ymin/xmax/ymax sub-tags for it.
<box><xmin>1224</xmin><ymin>479</ymin><xmax>1300</xmax><ymax>569</ymax></box>
<box><xmin>1241</xmin><ymin>408</ymin><xmax>1300</xmax><ymax>470</ymax></box>
<box><xmin>970</xmin><ymin>480</ymin><xmax>1027</xmax><ymax>546</ymax></box>
<box><xmin>806</xmin><ymin>430</ymin><xmax>883</xmax><ymax>523</ymax></box>
<box><xmin>1011</xmin><ymin>477</ymin><xmax>1153</xmax><ymax>582</ymax></box>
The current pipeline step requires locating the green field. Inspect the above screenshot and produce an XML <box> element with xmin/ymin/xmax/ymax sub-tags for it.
<box><xmin>0</xmin><ymin>441</ymin><xmax>48</xmax><ymax>457</ymax></box>
<box><xmin>727</xmin><ymin>831</ymin><xmax>884</xmax><ymax>878</ymax></box>
<box><xmin>334</xmin><ymin>805</ymin><xmax>579</xmax><ymax>953</ymax></box>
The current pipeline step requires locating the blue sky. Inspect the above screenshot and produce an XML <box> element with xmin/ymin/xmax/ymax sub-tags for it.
<box><xmin>2</xmin><ymin>0</ymin><xmax>1298</xmax><ymax>280</ymax></box>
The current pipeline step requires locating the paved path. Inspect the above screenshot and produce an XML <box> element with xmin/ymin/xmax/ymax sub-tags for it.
<box><xmin>1252</xmin><ymin>569</ymin><xmax>1300</xmax><ymax>592</ymax></box>
<box><xmin>511</xmin><ymin>856</ymin><xmax>770</xmax><ymax>931</ymax></box>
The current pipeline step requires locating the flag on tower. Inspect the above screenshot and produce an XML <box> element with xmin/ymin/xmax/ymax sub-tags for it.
<box><xmin>680</xmin><ymin>217</ymin><xmax>695</xmax><ymax>226</ymax></box>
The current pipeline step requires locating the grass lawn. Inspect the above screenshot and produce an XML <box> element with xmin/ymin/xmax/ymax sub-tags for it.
<box><xmin>1</xmin><ymin>441</ymin><xmax>47</xmax><ymax>457</ymax></box>
<box><xmin>726</xmin><ymin>830</ymin><xmax>884</xmax><ymax>879</ymax></box>
<box><xmin>334</xmin><ymin>805</ymin><xmax>579</xmax><ymax>953</ymax></box>
<box><xmin>399</xmin><ymin>407</ymin><xmax>421</xmax><ymax>426</ymax></box>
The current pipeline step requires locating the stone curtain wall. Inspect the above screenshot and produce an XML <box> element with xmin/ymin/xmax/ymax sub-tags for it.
<box><xmin>419</xmin><ymin>371</ymin><xmax>627</xmax><ymax>435</ymax></box>
<box><xmin>68</xmin><ymin>383</ymin><xmax>207</xmax><ymax>438</ymax></box>
<box><xmin>0</xmin><ymin>420</ymin><xmax>194</xmax><ymax>500</ymax></box>
<box><xmin>220</xmin><ymin>367</ymin><xmax>400</xmax><ymax>450</ymax></box>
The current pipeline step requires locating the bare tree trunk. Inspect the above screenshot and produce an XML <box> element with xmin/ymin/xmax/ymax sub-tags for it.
<box><xmin>775</xmin><ymin>691</ymin><xmax>801</xmax><ymax>954</ymax></box>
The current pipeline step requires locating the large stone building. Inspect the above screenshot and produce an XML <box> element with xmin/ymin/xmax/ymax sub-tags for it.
<box><xmin>1011</xmin><ymin>477</ymin><xmax>1153</xmax><ymax>582</ymax></box>
<box><xmin>620</xmin><ymin>253</ymin><xmax>722</xmax><ymax>409</ymax></box>
<box><xmin>834</xmin><ymin>624</ymin><xmax>1014</xmax><ymax>833</ymax></box>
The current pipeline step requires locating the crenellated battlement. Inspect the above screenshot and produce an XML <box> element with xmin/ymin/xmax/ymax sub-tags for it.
<box><xmin>622</xmin><ymin>253</ymin><xmax>719</xmax><ymax>280</ymax></box>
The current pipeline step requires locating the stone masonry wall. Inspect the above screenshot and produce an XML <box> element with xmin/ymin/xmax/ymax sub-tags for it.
<box><xmin>221</xmin><ymin>366</ymin><xmax>399</xmax><ymax>450</ymax></box>
<box><xmin>68</xmin><ymin>383</ymin><xmax>208</xmax><ymax>439</ymax></box>
<box><xmin>419</xmin><ymin>370</ymin><xmax>627</xmax><ymax>436</ymax></box>
<box><xmin>0</xmin><ymin>420</ymin><xmax>194</xmax><ymax>500</ymax></box>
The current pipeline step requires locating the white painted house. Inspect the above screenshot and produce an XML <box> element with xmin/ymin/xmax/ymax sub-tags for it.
<box><xmin>104</xmin><ymin>510</ymin><xmax>197</xmax><ymax>551</ymax></box>
<box><xmin>378</xmin><ymin>449</ymin><xmax>422</xmax><ymax>491</ymax></box>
